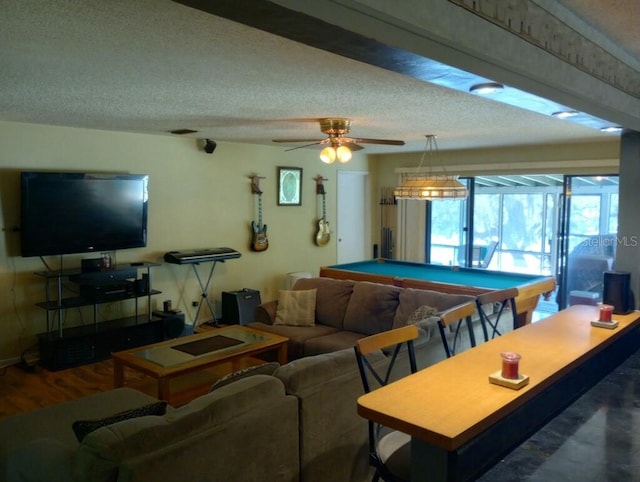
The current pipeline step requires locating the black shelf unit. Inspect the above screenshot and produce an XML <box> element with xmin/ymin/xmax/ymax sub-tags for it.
<box><xmin>35</xmin><ymin>262</ymin><xmax>164</xmax><ymax>370</ymax></box>
<box><xmin>38</xmin><ymin>316</ymin><xmax>165</xmax><ymax>371</ymax></box>
<box><xmin>35</xmin><ymin>289</ymin><xmax>162</xmax><ymax>311</ymax></box>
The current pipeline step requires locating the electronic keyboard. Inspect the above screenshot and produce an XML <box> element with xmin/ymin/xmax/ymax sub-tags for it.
<box><xmin>163</xmin><ymin>247</ymin><xmax>241</xmax><ymax>264</ymax></box>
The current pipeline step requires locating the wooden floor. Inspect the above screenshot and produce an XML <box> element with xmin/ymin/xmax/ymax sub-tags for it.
<box><xmin>0</xmin><ymin>357</ymin><xmax>257</xmax><ymax>420</ymax></box>
<box><xmin>0</xmin><ymin>360</ymin><xmax>115</xmax><ymax>420</ymax></box>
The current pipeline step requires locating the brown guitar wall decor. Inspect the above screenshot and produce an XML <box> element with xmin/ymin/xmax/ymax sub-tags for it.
<box><xmin>315</xmin><ymin>176</ymin><xmax>330</xmax><ymax>246</ymax></box>
<box><xmin>250</xmin><ymin>175</ymin><xmax>269</xmax><ymax>251</ymax></box>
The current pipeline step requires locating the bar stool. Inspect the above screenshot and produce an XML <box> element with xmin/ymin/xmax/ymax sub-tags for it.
<box><xmin>437</xmin><ymin>301</ymin><xmax>478</xmax><ymax>358</ymax></box>
<box><xmin>354</xmin><ymin>325</ymin><xmax>419</xmax><ymax>482</ymax></box>
<box><xmin>475</xmin><ymin>288</ymin><xmax>519</xmax><ymax>341</ymax></box>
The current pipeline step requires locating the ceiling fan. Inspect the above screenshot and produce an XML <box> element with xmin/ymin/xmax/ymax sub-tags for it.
<box><xmin>272</xmin><ymin>118</ymin><xmax>405</xmax><ymax>164</ymax></box>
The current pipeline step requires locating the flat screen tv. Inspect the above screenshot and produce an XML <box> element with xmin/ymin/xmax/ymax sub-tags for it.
<box><xmin>20</xmin><ymin>172</ymin><xmax>149</xmax><ymax>257</ymax></box>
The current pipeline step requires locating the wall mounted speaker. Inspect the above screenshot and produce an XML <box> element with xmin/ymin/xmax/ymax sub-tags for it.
<box><xmin>204</xmin><ymin>139</ymin><xmax>217</xmax><ymax>154</ymax></box>
<box><xmin>222</xmin><ymin>289</ymin><xmax>261</xmax><ymax>325</ymax></box>
<box><xmin>603</xmin><ymin>271</ymin><xmax>634</xmax><ymax>314</ymax></box>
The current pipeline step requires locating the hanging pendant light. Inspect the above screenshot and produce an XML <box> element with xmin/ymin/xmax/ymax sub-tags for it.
<box><xmin>393</xmin><ymin>135</ymin><xmax>468</xmax><ymax>200</ymax></box>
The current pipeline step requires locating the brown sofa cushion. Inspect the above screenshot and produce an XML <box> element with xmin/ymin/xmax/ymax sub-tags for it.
<box><xmin>248</xmin><ymin>322</ymin><xmax>339</xmax><ymax>360</ymax></box>
<box><xmin>303</xmin><ymin>331</ymin><xmax>366</xmax><ymax>357</ymax></box>
<box><xmin>294</xmin><ymin>278</ymin><xmax>355</xmax><ymax>329</ymax></box>
<box><xmin>116</xmin><ymin>381</ymin><xmax>299</xmax><ymax>482</ymax></box>
<box><xmin>343</xmin><ymin>282</ymin><xmax>401</xmax><ymax>335</ymax></box>
<box><xmin>73</xmin><ymin>376</ymin><xmax>287</xmax><ymax>482</ymax></box>
<box><xmin>275</xmin><ymin>348</ymin><xmax>387</xmax><ymax>482</ymax></box>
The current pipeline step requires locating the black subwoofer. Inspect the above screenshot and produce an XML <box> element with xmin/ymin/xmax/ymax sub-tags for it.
<box><xmin>603</xmin><ymin>271</ymin><xmax>634</xmax><ymax>314</ymax></box>
<box><xmin>152</xmin><ymin>311</ymin><xmax>187</xmax><ymax>339</ymax></box>
<box><xmin>222</xmin><ymin>289</ymin><xmax>261</xmax><ymax>325</ymax></box>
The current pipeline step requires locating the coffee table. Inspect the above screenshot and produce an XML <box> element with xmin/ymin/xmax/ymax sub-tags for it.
<box><xmin>112</xmin><ymin>325</ymin><xmax>288</xmax><ymax>400</ymax></box>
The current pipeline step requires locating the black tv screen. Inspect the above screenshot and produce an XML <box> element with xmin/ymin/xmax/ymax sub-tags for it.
<box><xmin>20</xmin><ymin>172</ymin><xmax>149</xmax><ymax>257</ymax></box>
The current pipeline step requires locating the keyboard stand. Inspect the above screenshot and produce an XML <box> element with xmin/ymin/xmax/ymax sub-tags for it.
<box><xmin>163</xmin><ymin>248</ymin><xmax>241</xmax><ymax>327</ymax></box>
<box><xmin>191</xmin><ymin>261</ymin><xmax>221</xmax><ymax>327</ymax></box>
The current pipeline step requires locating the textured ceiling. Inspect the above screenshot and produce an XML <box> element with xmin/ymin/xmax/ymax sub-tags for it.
<box><xmin>0</xmin><ymin>0</ymin><xmax>637</xmax><ymax>154</ymax></box>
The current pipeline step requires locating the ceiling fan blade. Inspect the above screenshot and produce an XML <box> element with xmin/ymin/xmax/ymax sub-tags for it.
<box><xmin>272</xmin><ymin>138</ymin><xmax>324</xmax><ymax>143</ymax></box>
<box><xmin>342</xmin><ymin>142</ymin><xmax>364</xmax><ymax>151</ymax></box>
<box><xmin>284</xmin><ymin>141</ymin><xmax>323</xmax><ymax>152</ymax></box>
<box><xmin>353</xmin><ymin>138</ymin><xmax>406</xmax><ymax>146</ymax></box>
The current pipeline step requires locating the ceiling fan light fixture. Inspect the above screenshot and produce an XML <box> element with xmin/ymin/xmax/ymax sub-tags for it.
<box><xmin>320</xmin><ymin>144</ymin><xmax>352</xmax><ymax>164</ymax></box>
<box><xmin>320</xmin><ymin>146</ymin><xmax>337</xmax><ymax>164</ymax></box>
<box><xmin>273</xmin><ymin>118</ymin><xmax>403</xmax><ymax>162</ymax></box>
<box><xmin>469</xmin><ymin>82</ymin><xmax>504</xmax><ymax>95</ymax></box>
<box><xmin>336</xmin><ymin>145</ymin><xmax>352</xmax><ymax>163</ymax></box>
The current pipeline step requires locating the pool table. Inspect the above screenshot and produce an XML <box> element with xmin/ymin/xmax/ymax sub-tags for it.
<box><xmin>319</xmin><ymin>259</ymin><xmax>556</xmax><ymax>326</ymax></box>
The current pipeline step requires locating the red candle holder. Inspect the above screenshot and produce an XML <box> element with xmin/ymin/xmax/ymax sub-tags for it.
<box><xmin>598</xmin><ymin>303</ymin><xmax>614</xmax><ymax>322</ymax></box>
<box><xmin>500</xmin><ymin>352</ymin><xmax>521</xmax><ymax>379</ymax></box>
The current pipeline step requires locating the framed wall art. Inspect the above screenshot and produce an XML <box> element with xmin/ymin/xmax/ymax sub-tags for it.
<box><xmin>278</xmin><ymin>167</ymin><xmax>302</xmax><ymax>206</ymax></box>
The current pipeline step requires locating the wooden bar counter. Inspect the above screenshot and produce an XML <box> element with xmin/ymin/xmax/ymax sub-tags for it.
<box><xmin>357</xmin><ymin>305</ymin><xmax>640</xmax><ymax>481</ymax></box>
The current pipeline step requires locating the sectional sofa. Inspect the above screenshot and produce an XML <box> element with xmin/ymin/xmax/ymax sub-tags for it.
<box><xmin>0</xmin><ymin>348</ymin><xmax>387</xmax><ymax>482</ymax></box>
<box><xmin>250</xmin><ymin>276</ymin><xmax>478</xmax><ymax>367</ymax></box>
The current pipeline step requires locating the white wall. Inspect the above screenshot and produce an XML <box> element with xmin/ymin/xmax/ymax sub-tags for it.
<box><xmin>0</xmin><ymin>121</ymin><xmax>369</xmax><ymax>362</ymax></box>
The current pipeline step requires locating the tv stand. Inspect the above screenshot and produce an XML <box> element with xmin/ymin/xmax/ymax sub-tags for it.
<box><xmin>35</xmin><ymin>262</ymin><xmax>164</xmax><ymax>370</ymax></box>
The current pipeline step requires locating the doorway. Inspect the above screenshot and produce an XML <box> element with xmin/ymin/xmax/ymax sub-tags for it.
<box><xmin>337</xmin><ymin>170</ymin><xmax>370</xmax><ymax>263</ymax></box>
<box><xmin>556</xmin><ymin>175</ymin><xmax>619</xmax><ymax>308</ymax></box>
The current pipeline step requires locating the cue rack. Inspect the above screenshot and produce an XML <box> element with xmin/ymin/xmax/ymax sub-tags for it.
<box><xmin>379</xmin><ymin>187</ymin><xmax>396</xmax><ymax>258</ymax></box>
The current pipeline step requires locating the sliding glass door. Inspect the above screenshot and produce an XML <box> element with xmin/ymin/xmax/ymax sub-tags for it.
<box><xmin>423</xmin><ymin>174</ymin><xmax>618</xmax><ymax>312</ymax></box>
<box><xmin>428</xmin><ymin>179</ymin><xmax>556</xmax><ymax>274</ymax></box>
<box><xmin>498</xmin><ymin>192</ymin><xmax>553</xmax><ymax>274</ymax></box>
<box><xmin>556</xmin><ymin>175</ymin><xmax>619</xmax><ymax>308</ymax></box>
<box><xmin>427</xmin><ymin>180</ymin><xmax>471</xmax><ymax>266</ymax></box>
